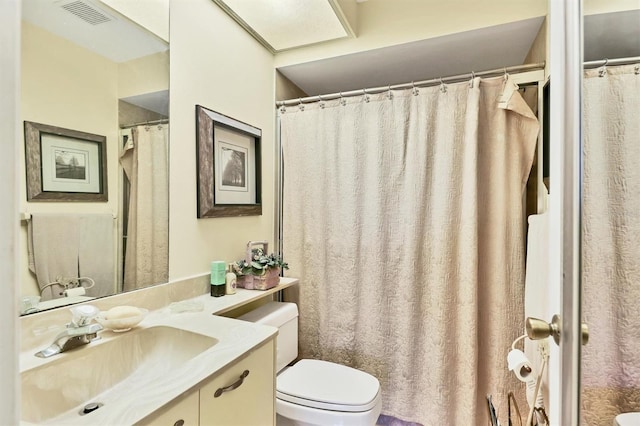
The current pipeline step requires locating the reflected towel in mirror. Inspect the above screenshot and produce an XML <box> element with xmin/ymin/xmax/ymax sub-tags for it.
<box><xmin>28</xmin><ymin>213</ymin><xmax>115</xmax><ymax>300</ymax></box>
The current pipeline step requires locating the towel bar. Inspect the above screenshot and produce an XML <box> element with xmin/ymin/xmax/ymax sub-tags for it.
<box><xmin>19</xmin><ymin>212</ymin><xmax>117</xmax><ymax>223</ymax></box>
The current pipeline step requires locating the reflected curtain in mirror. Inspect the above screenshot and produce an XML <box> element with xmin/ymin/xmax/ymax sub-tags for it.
<box><xmin>581</xmin><ymin>64</ymin><xmax>640</xmax><ymax>424</ymax></box>
<box><xmin>119</xmin><ymin>124</ymin><xmax>169</xmax><ymax>291</ymax></box>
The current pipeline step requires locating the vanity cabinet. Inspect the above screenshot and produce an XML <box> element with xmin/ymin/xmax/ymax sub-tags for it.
<box><xmin>136</xmin><ymin>338</ymin><xmax>275</xmax><ymax>426</ymax></box>
<box><xmin>136</xmin><ymin>391</ymin><xmax>199</xmax><ymax>426</ymax></box>
<box><xmin>200</xmin><ymin>339</ymin><xmax>275</xmax><ymax>425</ymax></box>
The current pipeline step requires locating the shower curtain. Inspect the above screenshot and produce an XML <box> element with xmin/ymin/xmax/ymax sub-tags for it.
<box><xmin>119</xmin><ymin>124</ymin><xmax>169</xmax><ymax>291</ymax></box>
<box><xmin>280</xmin><ymin>76</ymin><xmax>539</xmax><ymax>424</ymax></box>
<box><xmin>582</xmin><ymin>64</ymin><xmax>640</xmax><ymax>425</ymax></box>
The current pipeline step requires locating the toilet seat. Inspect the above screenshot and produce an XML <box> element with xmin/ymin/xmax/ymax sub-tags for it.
<box><xmin>276</xmin><ymin>359</ymin><xmax>380</xmax><ymax>413</ymax></box>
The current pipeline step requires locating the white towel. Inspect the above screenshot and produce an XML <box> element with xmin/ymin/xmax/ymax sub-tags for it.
<box><xmin>523</xmin><ymin>207</ymin><xmax>550</xmax><ymax>408</ymax></box>
<box><xmin>28</xmin><ymin>214</ymin><xmax>80</xmax><ymax>300</ymax></box>
<box><xmin>78</xmin><ymin>214</ymin><xmax>115</xmax><ymax>297</ymax></box>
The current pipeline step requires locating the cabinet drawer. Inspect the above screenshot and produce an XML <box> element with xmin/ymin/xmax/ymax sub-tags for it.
<box><xmin>136</xmin><ymin>390</ymin><xmax>199</xmax><ymax>426</ymax></box>
<box><xmin>200</xmin><ymin>339</ymin><xmax>275</xmax><ymax>426</ymax></box>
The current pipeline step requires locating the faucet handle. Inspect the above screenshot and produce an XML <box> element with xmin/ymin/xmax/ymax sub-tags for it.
<box><xmin>69</xmin><ymin>304</ymin><xmax>99</xmax><ymax>327</ymax></box>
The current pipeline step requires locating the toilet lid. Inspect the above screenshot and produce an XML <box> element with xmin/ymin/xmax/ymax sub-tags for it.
<box><xmin>616</xmin><ymin>412</ymin><xmax>640</xmax><ymax>426</ymax></box>
<box><xmin>276</xmin><ymin>359</ymin><xmax>380</xmax><ymax>413</ymax></box>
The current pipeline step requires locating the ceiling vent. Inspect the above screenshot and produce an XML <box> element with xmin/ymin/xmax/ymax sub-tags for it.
<box><xmin>61</xmin><ymin>1</ymin><xmax>112</xmax><ymax>25</ymax></box>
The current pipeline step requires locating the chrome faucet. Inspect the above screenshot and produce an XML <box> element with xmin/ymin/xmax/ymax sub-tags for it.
<box><xmin>35</xmin><ymin>305</ymin><xmax>103</xmax><ymax>358</ymax></box>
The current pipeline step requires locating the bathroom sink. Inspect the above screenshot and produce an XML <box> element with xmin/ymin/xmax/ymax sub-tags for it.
<box><xmin>21</xmin><ymin>325</ymin><xmax>217</xmax><ymax>424</ymax></box>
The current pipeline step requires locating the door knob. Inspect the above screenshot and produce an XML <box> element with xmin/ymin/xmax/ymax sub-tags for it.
<box><xmin>525</xmin><ymin>314</ymin><xmax>589</xmax><ymax>346</ymax></box>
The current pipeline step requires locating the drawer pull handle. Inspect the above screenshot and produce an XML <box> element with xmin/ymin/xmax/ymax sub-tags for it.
<box><xmin>214</xmin><ymin>370</ymin><xmax>250</xmax><ymax>398</ymax></box>
<box><xmin>173</xmin><ymin>420</ymin><xmax>185</xmax><ymax>426</ymax></box>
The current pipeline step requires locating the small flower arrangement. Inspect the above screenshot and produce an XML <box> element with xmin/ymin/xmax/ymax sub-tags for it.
<box><xmin>232</xmin><ymin>247</ymin><xmax>288</xmax><ymax>290</ymax></box>
<box><xmin>233</xmin><ymin>247</ymin><xmax>289</xmax><ymax>276</ymax></box>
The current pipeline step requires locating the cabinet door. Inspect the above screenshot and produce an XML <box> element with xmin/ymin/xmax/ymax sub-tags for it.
<box><xmin>136</xmin><ymin>390</ymin><xmax>199</xmax><ymax>426</ymax></box>
<box><xmin>200</xmin><ymin>339</ymin><xmax>275</xmax><ymax>426</ymax></box>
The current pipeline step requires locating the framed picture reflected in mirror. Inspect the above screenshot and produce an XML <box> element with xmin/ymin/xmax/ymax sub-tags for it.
<box><xmin>24</xmin><ymin>121</ymin><xmax>107</xmax><ymax>202</ymax></box>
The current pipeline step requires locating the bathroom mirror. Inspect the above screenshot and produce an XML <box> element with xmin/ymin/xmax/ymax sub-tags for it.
<box><xmin>19</xmin><ymin>0</ymin><xmax>170</xmax><ymax>315</ymax></box>
<box><xmin>579</xmin><ymin>4</ymin><xmax>640</xmax><ymax>424</ymax></box>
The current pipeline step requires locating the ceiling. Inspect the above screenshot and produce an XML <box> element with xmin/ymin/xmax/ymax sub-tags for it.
<box><xmin>584</xmin><ymin>9</ymin><xmax>640</xmax><ymax>61</ymax></box>
<box><xmin>210</xmin><ymin>0</ymin><xmax>352</xmax><ymax>52</ymax></box>
<box><xmin>276</xmin><ymin>8</ymin><xmax>639</xmax><ymax>98</ymax></box>
<box><xmin>23</xmin><ymin>0</ymin><xmax>639</xmax><ymax>101</ymax></box>
<box><xmin>279</xmin><ymin>10</ymin><xmax>640</xmax><ymax>96</ymax></box>
<box><xmin>278</xmin><ymin>17</ymin><xmax>545</xmax><ymax>96</ymax></box>
<box><xmin>21</xmin><ymin>0</ymin><xmax>168</xmax><ymax>63</ymax></box>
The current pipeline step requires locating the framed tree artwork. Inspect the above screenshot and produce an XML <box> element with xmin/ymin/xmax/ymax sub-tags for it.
<box><xmin>24</xmin><ymin>121</ymin><xmax>107</xmax><ymax>202</ymax></box>
<box><xmin>196</xmin><ymin>105</ymin><xmax>262</xmax><ymax>218</ymax></box>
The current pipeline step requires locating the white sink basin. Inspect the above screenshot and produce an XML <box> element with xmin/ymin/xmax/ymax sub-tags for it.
<box><xmin>21</xmin><ymin>325</ymin><xmax>217</xmax><ymax>424</ymax></box>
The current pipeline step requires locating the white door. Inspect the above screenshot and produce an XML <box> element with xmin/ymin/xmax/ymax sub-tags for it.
<box><xmin>544</xmin><ymin>1</ymin><xmax>583</xmax><ymax>425</ymax></box>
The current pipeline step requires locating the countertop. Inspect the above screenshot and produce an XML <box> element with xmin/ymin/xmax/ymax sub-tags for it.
<box><xmin>20</xmin><ymin>278</ymin><xmax>299</xmax><ymax>425</ymax></box>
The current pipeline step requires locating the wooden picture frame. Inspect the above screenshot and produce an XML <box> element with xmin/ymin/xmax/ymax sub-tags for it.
<box><xmin>24</xmin><ymin>121</ymin><xmax>108</xmax><ymax>202</ymax></box>
<box><xmin>196</xmin><ymin>105</ymin><xmax>262</xmax><ymax>218</ymax></box>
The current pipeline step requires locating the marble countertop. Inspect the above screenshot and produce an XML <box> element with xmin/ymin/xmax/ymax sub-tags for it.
<box><xmin>19</xmin><ymin>278</ymin><xmax>299</xmax><ymax>425</ymax></box>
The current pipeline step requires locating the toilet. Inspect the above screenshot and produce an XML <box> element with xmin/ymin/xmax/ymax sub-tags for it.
<box><xmin>615</xmin><ymin>412</ymin><xmax>640</xmax><ymax>426</ymax></box>
<box><xmin>239</xmin><ymin>301</ymin><xmax>382</xmax><ymax>426</ymax></box>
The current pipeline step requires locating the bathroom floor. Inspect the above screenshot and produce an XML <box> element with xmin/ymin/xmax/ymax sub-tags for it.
<box><xmin>377</xmin><ymin>415</ymin><xmax>423</xmax><ymax>426</ymax></box>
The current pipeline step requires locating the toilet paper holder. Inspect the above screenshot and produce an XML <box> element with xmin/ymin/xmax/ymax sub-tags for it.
<box><xmin>507</xmin><ymin>335</ymin><xmax>534</xmax><ymax>382</ymax></box>
<box><xmin>525</xmin><ymin>314</ymin><xmax>589</xmax><ymax>346</ymax></box>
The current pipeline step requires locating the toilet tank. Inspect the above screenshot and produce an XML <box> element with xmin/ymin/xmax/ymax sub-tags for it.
<box><xmin>238</xmin><ymin>302</ymin><xmax>298</xmax><ymax>373</ymax></box>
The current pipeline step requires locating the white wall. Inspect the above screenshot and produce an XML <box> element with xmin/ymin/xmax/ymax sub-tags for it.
<box><xmin>168</xmin><ymin>0</ymin><xmax>276</xmax><ymax>280</ymax></box>
<box><xmin>0</xmin><ymin>0</ymin><xmax>20</xmax><ymax>422</ymax></box>
<box><xmin>118</xmin><ymin>51</ymin><xmax>169</xmax><ymax>98</ymax></box>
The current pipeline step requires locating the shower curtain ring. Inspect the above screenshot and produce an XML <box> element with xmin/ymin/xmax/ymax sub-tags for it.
<box><xmin>411</xmin><ymin>81</ymin><xmax>419</xmax><ymax>96</ymax></box>
<box><xmin>439</xmin><ymin>78</ymin><xmax>447</xmax><ymax>93</ymax></box>
<box><xmin>298</xmin><ymin>98</ymin><xmax>305</xmax><ymax>111</ymax></box>
<box><xmin>339</xmin><ymin>92</ymin><xmax>347</xmax><ymax>106</ymax></box>
<box><xmin>387</xmin><ymin>85</ymin><xmax>393</xmax><ymax>100</ymax></box>
<box><xmin>599</xmin><ymin>58</ymin><xmax>609</xmax><ymax>77</ymax></box>
<box><xmin>363</xmin><ymin>89</ymin><xmax>370</xmax><ymax>103</ymax></box>
<box><xmin>318</xmin><ymin>95</ymin><xmax>325</xmax><ymax>109</ymax></box>
<box><xmin>469</xmin><ymin>71</ymin><xmax>476</xmax><ymax>88</ymax></box>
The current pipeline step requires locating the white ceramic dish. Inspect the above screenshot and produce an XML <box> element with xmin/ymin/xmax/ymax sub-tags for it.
<box><xmin>96</xmin><ymin>308</ymin><xmax>149</xmax><ymax>332</ymax></box>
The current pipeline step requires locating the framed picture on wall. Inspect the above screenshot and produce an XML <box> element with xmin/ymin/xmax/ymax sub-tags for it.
<box><xmin>196</xmin><ymin>105</ymin><xmax>262</xmax><ymax>218</ymax></box>
<box><xmin>24</xmin><ymin>121</ymin><xmax>108</xmax><ymax>202</ymax></box>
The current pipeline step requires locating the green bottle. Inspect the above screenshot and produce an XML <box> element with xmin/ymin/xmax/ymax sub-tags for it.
<box><xmin>210</xmin><ymin>261</ymin><xmax>226</xmax><ymax>297</ymax></box>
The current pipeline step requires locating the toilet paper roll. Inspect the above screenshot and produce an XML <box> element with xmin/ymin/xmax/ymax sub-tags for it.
<box><xmin>64</xmin><ymin>287</ymin><xmax>86</xmax><ymax>297</ymax></box>
<box><xmin>507</xmin><ymin>349</ymin><xmax>535</xmax><ymax>382</ymax></box>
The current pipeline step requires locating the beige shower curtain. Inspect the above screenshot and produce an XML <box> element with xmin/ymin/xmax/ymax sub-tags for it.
<box><xmin>582</xmin><ymin>64</ymin><xmax>640</xmax><ymax>425</ymax></box>
<box><xmin>119</xmin><ymin>124</ymin><xmax>169</xmax><ymax>291</ymax></box>
<box><xmin>280</xmin><ymin>76</ymin><xmax>539</xmax><ymax>424</ymax></box>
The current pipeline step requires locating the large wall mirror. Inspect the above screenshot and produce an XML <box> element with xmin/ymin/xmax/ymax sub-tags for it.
<box><xmin>19</xmin><ymin>0</ymin><xmax>170</xmax><ymax>315</ymax></box>
<box><xmin>580</xmin><ymin>4</ymin><xmax>640</xmax><ymax>425</ymax></box>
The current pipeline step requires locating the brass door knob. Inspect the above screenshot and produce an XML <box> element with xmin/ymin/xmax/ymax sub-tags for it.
<box><xmin>525</xmin><ymin>315</ymin><xmax>588</xmax><ymax>346</ymax></box>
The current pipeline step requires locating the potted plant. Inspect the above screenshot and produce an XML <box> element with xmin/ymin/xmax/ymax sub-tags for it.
<box><xmin>232</xmin><ymin>244</ymin><xmax>288</xmax><ymax>290</ymax></box>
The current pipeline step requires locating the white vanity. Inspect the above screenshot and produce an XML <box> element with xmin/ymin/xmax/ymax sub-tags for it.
<box><xmin>19</xmin><ymin>277</ymin><xmax>299</xmax><ymax>425</ymax></box>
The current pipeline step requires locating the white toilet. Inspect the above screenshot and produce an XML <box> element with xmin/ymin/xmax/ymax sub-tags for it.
<box><xmin>239</xmin><ymin>301</ymin><xmax>382</xmax><ymax>426</ymax></box>
<box><xmin>615</xmin><ymin>412</ymin><xmax>640</xmax><ymax>426</ymax></box>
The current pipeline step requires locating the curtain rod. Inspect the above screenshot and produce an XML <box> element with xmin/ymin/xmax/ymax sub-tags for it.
<box><xmin>584</xmin><ymin>56</ymin><xmax>640</xmax><ymax>69</ymax></box>
<box><xmin>276</xmin><ymin>62</ymin><xmax>545</xmax><ymax>107</ymax></box>
<box><xmin>120</xmin><ymin>118</ymin><xmax>169</xmax><ymax>129</ymax></box>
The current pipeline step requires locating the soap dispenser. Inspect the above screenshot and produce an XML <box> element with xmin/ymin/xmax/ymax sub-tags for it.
<box><xmin>225</xmin><ymin>263</ymin><xmax>237</xmax><ymax>295</ymax></box>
